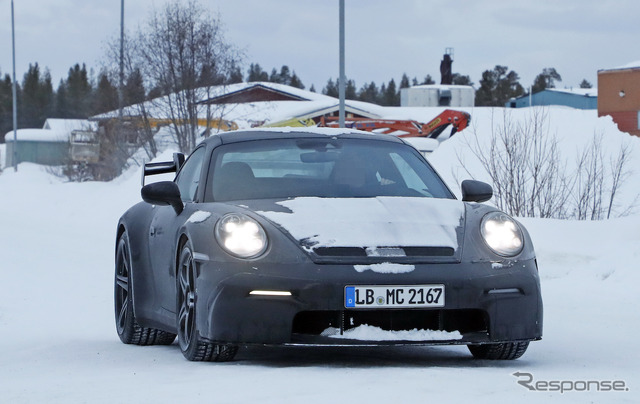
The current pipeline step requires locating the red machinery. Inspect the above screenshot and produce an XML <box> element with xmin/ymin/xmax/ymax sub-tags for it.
<box><xmin>318</xmin><ymin>109</ymin><xmax>470</xmax><ymax>139</ymax></box>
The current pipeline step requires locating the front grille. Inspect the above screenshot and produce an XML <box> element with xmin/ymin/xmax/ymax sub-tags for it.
<box><xmin>313</xmin><ymin>247</ymin><xmax>368</xmax><ymax>257</ymax></box>
<box><xmin>292</xmin><ymin>309</ymin><xmax>487</xmax><ymax>336</ymax></box>
<box><xmin>313</xmin><ymin>246</ymin><xmax>455</xmax><ymax>257</ymax></box>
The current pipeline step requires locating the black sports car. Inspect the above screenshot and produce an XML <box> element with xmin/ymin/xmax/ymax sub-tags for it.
<box><xmin>114</xmin><ymin>128</ymin><xmax>542</xmax><ymax>362</ymax></box>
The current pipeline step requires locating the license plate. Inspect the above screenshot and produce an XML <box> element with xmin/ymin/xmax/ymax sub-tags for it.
<box><xmin>344</xmin><ymin>285</ymin><xmax>445</xmax><ymax>308</ymax></box>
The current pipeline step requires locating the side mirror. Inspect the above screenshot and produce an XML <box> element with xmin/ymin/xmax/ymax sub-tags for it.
<box><xmin>141</xmin><ymin>181</ymin><xmax>184</xmax><ymax>215</ymax></box>
<box><xmin>461</xmin><ymin>180</ymin><xmax>493</xmax><ymax>203</ymax></box>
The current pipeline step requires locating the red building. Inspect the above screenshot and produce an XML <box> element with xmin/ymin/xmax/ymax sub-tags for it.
<box><xmin>598</xmin><ymin>62</ymin><xmax>640</xmax><ymax>137</ymax></box>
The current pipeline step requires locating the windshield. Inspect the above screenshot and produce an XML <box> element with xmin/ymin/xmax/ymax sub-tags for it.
<box><xmin>206</xmin><ymin>138</ymin><xmax>454</xmax><ymax>202</ymax></box>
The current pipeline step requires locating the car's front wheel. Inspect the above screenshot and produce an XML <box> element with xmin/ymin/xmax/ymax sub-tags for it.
<box><xmin>115</xmin><ymin>232</ymin><xmax>176</xmax><ymax>345</ymax></box>
<box><xmin>176</xmin><ymin>242</ymin><xmax>238</xmax><ymax>362</ymax></box>
<box><xmin>468</xmin><ymin>341</ymin><xmax>529</xmax><ymax>360</ymax></box>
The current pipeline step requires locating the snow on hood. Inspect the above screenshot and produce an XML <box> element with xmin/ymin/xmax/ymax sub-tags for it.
<box><xmin>257</xmin><ymin>197</ymin><xmax>464</xmax><ymax>250</ymax></box>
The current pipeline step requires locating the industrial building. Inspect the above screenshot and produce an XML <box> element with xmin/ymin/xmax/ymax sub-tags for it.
<box><xmin>598</xmin><ymin>61</ymin><xmax>640</xmax><ymax>137</ymax></box>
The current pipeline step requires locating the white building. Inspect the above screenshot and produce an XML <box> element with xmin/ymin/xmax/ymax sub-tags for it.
<box><xmin>401</xmin><ymin>85</ymin><xmax>475</xmax><ymax>107</ymax></box>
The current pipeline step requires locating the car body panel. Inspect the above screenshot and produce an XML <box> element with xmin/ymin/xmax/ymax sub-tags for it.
<box><xmin>116</xmin><ymin>128</ymin><xmax>542</xmax><ymax>347</ymax></box>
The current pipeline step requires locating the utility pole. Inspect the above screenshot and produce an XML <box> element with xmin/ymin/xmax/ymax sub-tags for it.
<box><xmin>338</xmin><ymin>0</ymin><xmax>345</xmax><ymax>128</ymax></box>
<box><xmin>11</xmin><ymin>0</ymin><xmax>18</xmax><ymax>171</ymax></box>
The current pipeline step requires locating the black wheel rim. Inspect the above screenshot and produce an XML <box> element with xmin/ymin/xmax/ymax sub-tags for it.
<box><xmin>115</xmin><ymin>237</ymin><xmax>129</xmax><ymax>335</ymax></box>
<box><xmin>178</xmin><ymin>247</ymin><xmax>196</xmax><ymax>351</ymax></box>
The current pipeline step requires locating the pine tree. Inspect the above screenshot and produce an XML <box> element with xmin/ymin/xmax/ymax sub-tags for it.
<box><xmin>421</xmin><ymin>75</ymin><xmax>435</xmax><ymax>85</ymax></box>
<box><xmin>269</xmin><ymin>68</ymin><xmax>280</xmax><ymax>84</ymax></box>
<box><xmin>198</xmin><ymin>64</ymin><xmax>222</xmax><ymax>87</ymax></box>
<box><xmin>358</xmin><ymin>82</ymin><xmax>379</xmax><ymax>103</ymax></box>
<box><xmin>379</xmin><ymin>83</ymin><xmax>387</xmax><ymax>105</ymax></box>
<box><xmin>382</xmin><ymin>78</ymin><xmax>399</xmax><ymax>106</ymax></box>
<box><xmin>0</xmin><ymin>72</ymin><xmax>16</xmax><ymax>136</ymax></box>
<box><xmin>532</xmin><ymin>67</ymin><xmax>562</xmax><ymax>93</ymax></box>
<box><xmin>452</xmin><ymin>73</ymin><xmax>473</xmax><ymax>86</ymax></box>
<box><xmin>289</xmin><ymin>72</ymin><xmax>305</xmax><ymax>89</ymax></box>
<box><xmin>309</xmin><ymin>84</ymin><xmax>316</xmax><ymax>93</ymax></box>
<box><xmin>345</xmin><ymin>79</ymin><xmax>357</xmax><ymax>99</ymax></box>
<box><xmin>475</xmin><ymin>65</ymin><xmax>524</xmax><ymax>106</ymax></box>
<box><xmin>247</xmin><ymin>63</ymin><xmax>269</xmax><ymax>82</ymax></box>
<box><xmin>322</xmin><ymin>78</ymin><xmax>338</xmax><ymax>98</ymax></box>
<box><xmin>125</xmin><ymin>68</ymin><xmax>147</xmax><ymax>105</ymax></box>
<box><xmin>65</xmin><ymin>63</ymin><xmax>93</xmax><ymax>118</ymax></box>
<box><xmin>54</xmin><ymin>80</ymin><xmax>69</xmax><ymax>118</ymax></box>
<box><xmin>399</xmin><ymin>74</ymin><xmax>410</xmax><ymax>89</ymax></box>
<box><xmin>226</xmin><ymin>64</ymin><xmax>243</xmax><ymax>84</ymax></box>
<box><xmin>278</xmin><ymin>65</ymin><xmax>291</xmax><ymax>85</ymax></box>
<box><xmin>20</xmin><ymin>63</ymin><xmax>54</xmax><ymax>128</ymax></box>
<box><xmin>93</xmin><ymin>73</ymin><xmax>119</xmax><ymax>115</ymax></box>
<box><xmin>579</xmin><ymin>79</ymin><xmax>592</xmax><ymax>89</ymax></box>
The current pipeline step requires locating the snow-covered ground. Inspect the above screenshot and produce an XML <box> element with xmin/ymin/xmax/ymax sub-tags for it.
<box><xmin>1</xmin><ymin>107</ymin><xmax>639</xmax><ymax>403</ymax></box>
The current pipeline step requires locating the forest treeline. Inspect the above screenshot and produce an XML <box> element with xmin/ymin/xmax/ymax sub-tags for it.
<box><xmin>0</xmin><ymin>61</ymin><xmax>592</xmax><ymax>139</ymax></box>
<box><xmin>0</xmin><ymin>0</ymin><xmax>593</xmax><ymax>140</ymax></box>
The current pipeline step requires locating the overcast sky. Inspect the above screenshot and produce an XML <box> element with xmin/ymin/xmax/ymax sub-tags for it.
<box><xmin>1</xmin><ymin>0</ymin><xmax>639</xmax><ymax>92</ymax></box>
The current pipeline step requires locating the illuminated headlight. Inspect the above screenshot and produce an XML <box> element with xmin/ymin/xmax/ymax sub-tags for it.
<box><xmin>480</xmin><ymin>212</ymin><xmax>524</xmax><ymax>257</ymax></box>
<box><xmin>215</xmin><ymin>213</ymin><xmax>268</xmax><ymax>259</ymax></box>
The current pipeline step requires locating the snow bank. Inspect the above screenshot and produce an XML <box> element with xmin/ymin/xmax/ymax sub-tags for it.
<box><xmin>1</xmin><ymin>105</ymin><xmax>640</xmax><ymax>403</ymax></box>
<box><xmin>427</xmin><ymin>107</ymin><xmax>640</xmax><ymax>214</ymax></box>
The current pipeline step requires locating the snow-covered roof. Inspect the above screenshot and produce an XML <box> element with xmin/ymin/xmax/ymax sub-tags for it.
<box><xmin>293</xmin><ymin>102</ymin><xmax>382</xmax><ymax>120</ymax></box>
<box><xmin>4</xmin><ymin>119</ymin><xmax>98</xmax><ymax>143</ymax></box>
<box><xmin>43</xmin><ymin>119</ymin><xmax>97</xmax><ymax>132</ymax></box>
<box><xmin>4</xmin><ymin>128</ymin><xmax>68</xmax><ymax>143</ymax></box>
<box><xmin>406</xmin><ymin>84</ymin><xmax>475</xmax><ymax>91</ymax></box>
<box><xmin>90</xmin><ymin>82</ymin><xmax>391</xmax><ymax>130</ymax></box>
<box><xmin>92</xmin><ymin>82</ymin><xmax>336</xmax><ymax>122</ymax></box>
<box><xmin>600</xmin><ymin>60</ymin><xmax>640</xmax><ymax>72</ymax></box>
<box><xmin>547</xmin><ymin>88</ymin><xmax>597</xmax><ymax>97</ymax></box>
<box><xmin>207</xmin><ymin>81</ymin><xmax>334</xmax><ymax>103</ymax></box>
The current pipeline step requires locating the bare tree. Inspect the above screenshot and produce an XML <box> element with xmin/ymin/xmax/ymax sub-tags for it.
<box><xmin>136</xmin><ymin>0</ymin><xmax>242</xmax><ymax>153</ymax></box>
<box><xmin>573</xmin><ymin>135</ymin><xmax>605</xmax><ymax>220</ymax></box>
<box><xmin>456</xmin><ymin>109</ymin><xmax>635</xmax><ymax>220</ymax></box>
<box><xmin>457</xmin><ymin>109</ymin><xmax>570</xmax><ymax>218</ymax></box>
<box><xmin>605</xmin><ymin>141</ymin><xmax>634</xmax><ymax>219</ymax></box>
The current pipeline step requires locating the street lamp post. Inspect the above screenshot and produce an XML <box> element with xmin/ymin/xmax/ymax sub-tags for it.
<box><xmin>11</xmin><ymin>0</ymin><xmax>18</xmax><ymax>171</ymax></box>
<box><xmin>338</xmin><ymin>0</ymin><xmax>345</xmax><ymax>128</ymax></box>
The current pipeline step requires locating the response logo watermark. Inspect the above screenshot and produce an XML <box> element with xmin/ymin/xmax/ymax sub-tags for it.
<box><xmin>513</xmin><ymin>372</ymin><xmax>630</xmax><ymax>394</ymax></box>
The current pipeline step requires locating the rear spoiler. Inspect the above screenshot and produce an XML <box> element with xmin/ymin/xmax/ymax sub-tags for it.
<box><xmin>141</xmin><ymin>152</ymin><xmax>185</xmax><ymax>186</ymax></box>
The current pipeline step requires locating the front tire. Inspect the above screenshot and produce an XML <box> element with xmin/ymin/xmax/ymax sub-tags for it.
<box><xmin>176</xmin><ymin>242</ymin><xmax>238</xmax><ymax>362</ymax></box>
<box><xmin>468</xmin><ymin>341</ymin><xmax>529</xmax><ymax>360</ymax></box>
<box><xmin>115</xmin><ymin>232</ymin><xmax>176</xmax><ymax>345</ymax></box>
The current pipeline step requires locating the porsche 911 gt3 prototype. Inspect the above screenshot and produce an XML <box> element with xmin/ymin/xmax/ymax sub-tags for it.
<box><xmin>114</xmin><ymin>128</ymin><xmax>542</xmax><ymax>362</ymax></box>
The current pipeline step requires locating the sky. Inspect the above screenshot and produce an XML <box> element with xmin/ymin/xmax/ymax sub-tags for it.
<box><xmin>1</xmin><ymin>0</ymin><xmax>639</xmax><ymax>92</ymax></box>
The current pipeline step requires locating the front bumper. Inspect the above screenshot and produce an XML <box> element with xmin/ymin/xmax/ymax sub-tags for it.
<box><xmin>195</xmin><ymin>259</ymin><xmax>543</xmax><ymax>345</ymax></box>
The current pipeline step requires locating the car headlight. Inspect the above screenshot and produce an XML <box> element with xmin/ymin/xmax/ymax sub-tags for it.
<box><xmin>480</xmin><ymin>212</ymin><xmax>524</xmax><ymax>257</ymax></box>
<box><xmin>215</xmin><ymin>213</ymin><xmax>268</xmax><ymax>259</ymax></box>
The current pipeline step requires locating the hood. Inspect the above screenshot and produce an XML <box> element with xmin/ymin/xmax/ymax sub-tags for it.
<box><xmin>253</xmin><ymin>197</ymin><xmax>465</xmax><ymax>264</ymax></box>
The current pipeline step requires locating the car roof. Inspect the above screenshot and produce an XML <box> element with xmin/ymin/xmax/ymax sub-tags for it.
<box><xmin>204</xmin><ymin>127</ymin><xmax>407</xmax><ymax>146</ymax></box>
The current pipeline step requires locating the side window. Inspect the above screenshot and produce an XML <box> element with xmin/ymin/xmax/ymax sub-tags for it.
<box><xmin>175</xmin><ymin>147</ymin><xmax>206</xmax><ymax>202</ymax></box>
